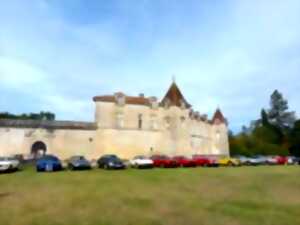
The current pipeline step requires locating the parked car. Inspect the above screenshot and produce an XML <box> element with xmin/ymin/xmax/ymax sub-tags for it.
<box><xmin>218</xmin><ymin>157</ymin><xmax>241</xmax><ymax>166</ymax></box>
<box><xmin>276</xmin><ymin>156</ymin><xmax>288</xmax><ymax>165</ymax></box>
<box><xmin>0</xmin><ymin>157</ymin><xmax>20</xmax><ymax>172</ymax></box>
<box><xmin>67</xmin><ymin>156</ymin><xmax>91</xmax><ymax>170</ymax></box>
<box><xmin>36</xmin><ymin>155</ymin><xmax>62</xmax><ymax>172</ymax></box>
<box><xmin>150</xmin><ymin>155</ymin><xmax>179</xmax><ymax>168</ymax></box>
<box><xmin>251</xmin><ymin>155</ymin><xmax>268</xmax><ymax>165</ymax></box>
<box><xmin>130</xmin><ymin>155</ymin><xmax>154</xmax><ymax>169</ymax></box>
<box><xmin>97</xmin><ymin>154</ymin><xmax>126</xmax><ymax>170</ymax></box>
<box><xmin>235</xmin><ymin>156</ymin><xmax>260</xmax><ymax>166</ymax></box>
<box><xmin>287</xmin><ymin>156</ymin><xmax>300</xmax><ymax>165</ymax></box>
<box><xmin>172</xmin><ymin>156</ymin><xmax>197</xmax><ymax>167</ymax></box>
<box><xmin>266</xmin><ymin>156</ymin><xmax>278</xmax><ymax>165</ymax></box>
<box><xmin>192</xmin><ymin>155</ymin><xmax>219</xmax><ymax>167</ymax></box>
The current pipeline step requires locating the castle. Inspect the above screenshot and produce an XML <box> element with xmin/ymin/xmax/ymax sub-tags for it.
<box><xmin>0</xmin><ymin>82</ymin><xmax>229</xmax><ymax>160</ymax></box>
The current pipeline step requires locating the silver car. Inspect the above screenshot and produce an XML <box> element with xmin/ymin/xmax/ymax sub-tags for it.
<box><xmin>251</xmin><ymin>155</ymin><xmax>268</xmax><ymax>165</ymax></box>
<box><xmin>235</xmin><ymin>155</ymin><xmax>261</xmax><ymax>166</ymax></box>
<box><xmin>0</xmin><ymin>157</ymin><xmax>20</xmax><ymax>172</ymax></box>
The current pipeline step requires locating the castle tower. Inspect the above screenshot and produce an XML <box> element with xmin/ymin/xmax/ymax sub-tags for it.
<box><xmin>211</xmin><ymin>108</ymin><xmax>229</xmax><ymax>156</ymax></box>
<box><xmin>160</xmin><ymin>81</ymin><xmax>191</xmax><ymax>155</ymax></box>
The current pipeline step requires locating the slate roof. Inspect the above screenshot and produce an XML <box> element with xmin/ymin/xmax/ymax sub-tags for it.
<box><xmin>211</xmin><ymin>108</ymin><xmax>227</xmax><ymax>124</ymax></box>
<box><xmin>93</xmin><ymin>95</ymin><xmax>151</xmax><ymax>106</ymax></box>
<box><xmin>160</xmin><ymin>82</ymin><xmax>191</xmax><ymax>108</ymax></box>
<box><xmin>0</xmin><ymin>119</ymin><xmax>97</xmax><ymax>130</ymax></box>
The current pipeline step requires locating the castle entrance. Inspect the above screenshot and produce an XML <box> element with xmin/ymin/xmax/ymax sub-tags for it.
<box><xmin>31</xmin><ymin>141</ymin><xmax>47</xmax><ymax>159</ymax></box>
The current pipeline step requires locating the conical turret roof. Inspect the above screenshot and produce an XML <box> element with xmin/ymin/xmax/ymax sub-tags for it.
<box><xmin>160</xmin><ymin>82</ymin><xmax>191</xmax><ymax>108</ymax></box>
<box><xmin>212</xmin><ymin>108</ymin><xmax>227</xmax><ymax>124</ymax></box>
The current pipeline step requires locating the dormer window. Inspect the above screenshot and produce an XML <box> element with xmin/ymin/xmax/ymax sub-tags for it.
<box><xmin>149</xmin><ymin>97</ymin><xmax>158</xmax><ymax>109</ymax></box>
<box><xmin>180</xmin><ymin>100</ymin><xmax>186</xmax><ymax>109</ymax></box>
<box><xmin>115</xmin><ymin>92</ymin><xmax>125</xmax><ymax>106</ymax></box>
<box><xmin>163</xmin><ymin>98</ymin><xmax>171</xmax><ymax>109</ymax></box>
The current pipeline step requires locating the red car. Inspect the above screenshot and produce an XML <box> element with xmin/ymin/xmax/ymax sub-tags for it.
<box><xmin>193</xmin><ymin>155</ymin><xmax>219</xmax><ymax>167</ymax></box>
<box><xmin>172</xmin><ymin>156</ymin><xmax>197</xmax><ymax>167</ymax></box>
<box><xmin>275</xmin><ymin>156</ymin><xmax>288</xmax><ymax>165</ymax></box>
<box><xmin>150</xmin><ymin>155</ymin><xmax>179</xmax><ymax>168</ymax></box>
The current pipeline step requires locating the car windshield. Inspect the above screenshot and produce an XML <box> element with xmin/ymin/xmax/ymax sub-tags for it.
<box><xmin>105</xmin><ymin>155</ymin><xmax>117</xmax><ymax>159</ymax></box>
<box><xmin>43</xmin><ymin>156</ymin><xmax>58</xmax><ymax>161</ymax></box>
<box><xmin>174</xmin><ymin>156</ymin><xmax>185</xmax><ymax>159</ymax></box>
<box><xmin>73</xmin><ymin>156</ymin><xmax>85</xmax><ymax>160</ymax></box>
<box><xmin>135</xmin><ymin>156</ymin><xmax>146</xmax><ymax>159</ymax></box>
<box><xmin>110</xmin><ymin>158</ymin><xmax>121</xmax><ymax>163</ymax></box>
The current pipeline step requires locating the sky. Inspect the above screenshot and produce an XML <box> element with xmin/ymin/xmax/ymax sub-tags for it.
<box><xmin>0</xmin><ymin>0</ymin><xmax>300</xmax><ymax>132</ymax></box>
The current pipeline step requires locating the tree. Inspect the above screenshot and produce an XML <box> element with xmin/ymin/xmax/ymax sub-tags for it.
<box><xmin>229</xmin><ymin>90</ymin><xmax>296</xmax><ymax>156</ymax></box>
<box><xmin>268</xmin><ymin>90</ymin><xmax>296</xmax><ymax>131</ymax></box>
<box><xmin>289</xmin><ymin>120</ymin><xmax>300</xmax><ymax>156</ymax></box>
<box><xmin>0</xmin><ymin>111</ymin><xmax>55</xmax><ymax>121</ymax></box>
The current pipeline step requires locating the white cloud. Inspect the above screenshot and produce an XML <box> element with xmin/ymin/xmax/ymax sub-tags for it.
<box><xmin>0</xmin><ymin>0</ymin><xmax>299</xmax><ymax>131</ymax></box>
<box><xmin>0</xmin><ymin>57</ymin><xmax>49</xmax><ymax>88</ymax></box>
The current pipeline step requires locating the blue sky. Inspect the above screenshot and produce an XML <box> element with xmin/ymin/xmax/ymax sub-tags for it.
<box><xmin>0</xmin><ymin>0</ymin><xmax>300</xmax><ymax>132</ymax></box>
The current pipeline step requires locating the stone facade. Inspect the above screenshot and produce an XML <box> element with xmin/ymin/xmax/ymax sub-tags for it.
<box><xmin>0</xmin><ymin>82</ymin><xmax>229</xmax><ymax>160</ymax></box>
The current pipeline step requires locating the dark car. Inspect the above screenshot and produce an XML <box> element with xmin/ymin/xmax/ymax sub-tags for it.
<box><xmin>68</xmin><ymin>156</ymin><xmax>91</xmax><ymax>170</ymax></box>
<box><xmin>150</xmin><ymin>155</ymin><xmax>180</xmax><ymax>168</ymax></box>
<box><xmin>36</xmin><ymin>155</ymin><xmax>62</xmax><ymax>172</ymax></box>
<box><xmin>97</xmin><ymin>154</ymin><xmax>126</xmax><ymax>170</ymax></box>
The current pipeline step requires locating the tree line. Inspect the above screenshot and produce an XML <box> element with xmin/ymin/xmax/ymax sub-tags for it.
<box><xmin>0</xmin><ymin>111</ymin><xmax>55</xmax><ymax>121</ymax></box>
<box><xmin>230</xmin><ymin>90</ymin><xmax>300</xmax><ymax>157</ymax></box>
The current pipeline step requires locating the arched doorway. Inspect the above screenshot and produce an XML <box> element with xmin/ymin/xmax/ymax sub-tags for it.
<box><xmin>31</xmin><ymin>141</ymin><xmax>47</xmax><ymax>159</ymax></box>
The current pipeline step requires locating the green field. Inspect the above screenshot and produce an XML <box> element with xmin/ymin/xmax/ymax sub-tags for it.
<box><xmin>0</xmin><ymin>166</ymin><xmax>300</xmax><ymax>225</ymax></box>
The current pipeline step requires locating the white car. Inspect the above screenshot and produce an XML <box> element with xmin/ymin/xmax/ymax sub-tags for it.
<box><xmin>266</xmin><ymin>156</ymin><xmax>278</xmax><ymax>165</ymax></box>
<box><xmin>130</xmin><ymin>156</ymin><xmax>154</xmax><ymax>169</ymax></box>
<box><xmin>0</xmin><ymin>157</ymin><xmax>20</xmax><ymax>172</ymax></box>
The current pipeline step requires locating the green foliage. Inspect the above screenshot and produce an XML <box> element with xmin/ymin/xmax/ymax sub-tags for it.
<box><xmin>268</xmin><ymin>90</ymin><xmax>296</xmax><ymax>131</ymax></box>
<box><xmin>0</xmin><ymin>111</ymin><xmax>55</xmax><ymax>121</ymax></box>
<box><xmin>230</xmin><ymin>90</ymin><xmax>296</xmax><ymax>156</ymax></box>
<box><xmin>288</xmin><ymin>120</ymin><xmax>300</xmax><ymax>156</ymax></box>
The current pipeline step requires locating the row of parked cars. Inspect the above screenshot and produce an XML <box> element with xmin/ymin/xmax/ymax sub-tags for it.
<box><xmin>1</xmin><ymin>154</ymin><xmax>300</xmax><ymax>173</ymax></box>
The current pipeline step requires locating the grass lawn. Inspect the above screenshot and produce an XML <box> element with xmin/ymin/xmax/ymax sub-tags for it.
<box><xmin>0</xmin><ymin>166</ymin><xmax>300</xmax><ymax>225</ymax></box>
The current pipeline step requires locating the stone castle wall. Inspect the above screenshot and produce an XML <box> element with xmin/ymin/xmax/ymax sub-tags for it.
<box><xmin>0</xmin><ymin>87</ymin><xmax>229</xmax><ymax>160</ymax></box>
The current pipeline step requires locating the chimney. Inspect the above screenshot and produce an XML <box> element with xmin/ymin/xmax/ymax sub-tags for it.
<box><xmin>139</xmin><ymin>93</ymin><xmax>145</xmax><ymax>98</ymax></box>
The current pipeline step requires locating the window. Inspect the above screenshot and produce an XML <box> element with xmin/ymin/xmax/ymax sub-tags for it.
<box><xmin>138</xmin><ymin>114</ymin><xmax>143</xmax><ymax>129</ymax></box>
<box><xmin>150</xmin><ymin>114</ymin><xmax>158</xmax><ymax>130</ymax></box>
<box><xmin>165</xmin><ymin>116</ymin><xmax>171</xmax><ymax>128</ymax></box>
<box><xmin>116</xmin><ymin>112</ymin><xmax>124</xmax><ymax>128</ymax></box>
<box><xmin>216</xmin><ymin>131</ymin><xmax>221</xmax><ymax>141</ymax></box>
